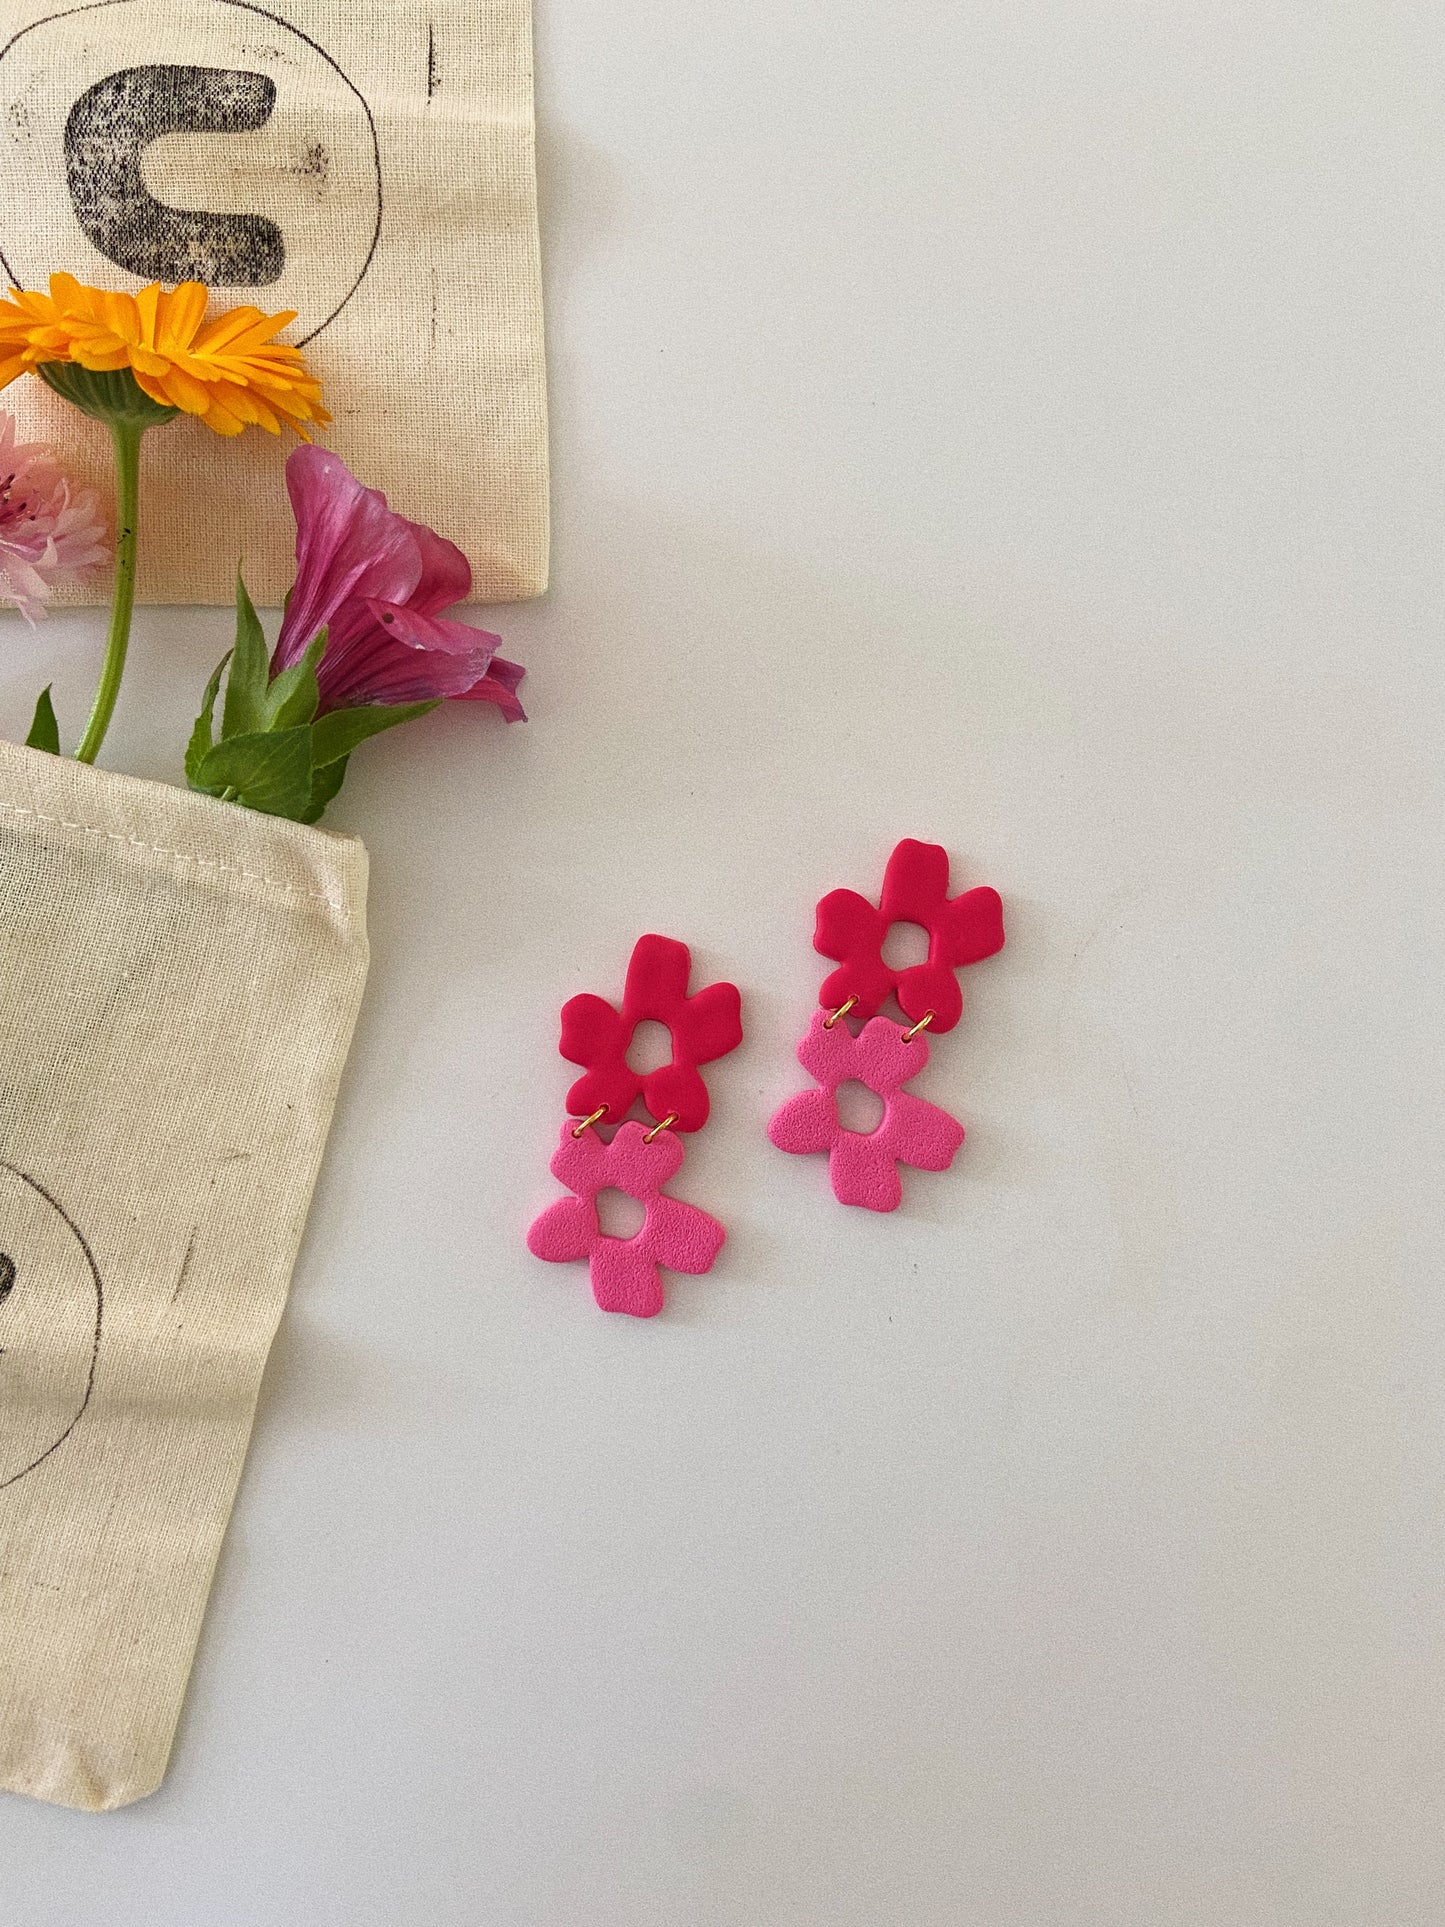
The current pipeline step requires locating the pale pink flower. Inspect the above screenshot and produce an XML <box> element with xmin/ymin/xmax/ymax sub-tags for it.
<box><xmin>0</xmin><ymin>413</ymin><xmax>108</xmax><ymax>622</ymax></box>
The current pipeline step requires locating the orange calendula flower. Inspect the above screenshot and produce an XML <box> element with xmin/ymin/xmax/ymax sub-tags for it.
<box><xmin>0</xmin><ymin>274</ymin><xmax>329</xmax><ymax>437</ymax></box>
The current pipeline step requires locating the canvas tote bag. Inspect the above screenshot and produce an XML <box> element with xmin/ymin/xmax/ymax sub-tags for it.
<box><xmin>0</xmin><ymin>738</ymin><xmax>368</xmax><ymax>1809</ymax></box>
<box><xmin>0</xmin><ymin>0</ymin><xmax>548</xmax><ymax>605</ymax></box>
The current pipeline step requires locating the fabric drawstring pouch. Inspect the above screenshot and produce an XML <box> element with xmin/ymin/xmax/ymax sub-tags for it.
<box><xmin>0</xmin><ymin>738</ymin><xmax>368</xmax><ymax>1809</ymax></box>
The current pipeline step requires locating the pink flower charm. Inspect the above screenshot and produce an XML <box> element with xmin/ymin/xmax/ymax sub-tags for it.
<box><xmin>0</xmin><ymin>412</ymin><xmax>108</xmax><ymax>622</ymax></box>
<box><xmin>527</xmin><ymin>1120</ymin><xmax>726</xmax><ymax>1317</ymax></box>
<box><xmin>768</xmin><ymin>1010</ymin><xmax>966</xmax><ymax>1212</ymax></box>
<box><xmin>815</xmin><ymin>838</ymin><xmax>1003</xmax><ymax>1034</ymax></box>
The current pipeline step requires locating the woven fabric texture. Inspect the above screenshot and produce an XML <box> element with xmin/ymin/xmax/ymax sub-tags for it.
<box><xmin>0</xmin><ymin>740</ymin><xmax>369</xmax><ymax>1808</ymax></box>
<box><xmin>0</xmin><ymin>0</ymin><xmax>549</xmax><ymax>605</ymax></box>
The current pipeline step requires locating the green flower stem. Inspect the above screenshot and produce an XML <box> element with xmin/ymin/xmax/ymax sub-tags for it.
<box><xmin>74</xmin><ymin>416</ymin><xmax>143</xmax><ymax>766</ymax></box>
<box><xmin>35</xmin><ymin>363</ymin><xmax>176</xmax><ymax>767</ymax></box>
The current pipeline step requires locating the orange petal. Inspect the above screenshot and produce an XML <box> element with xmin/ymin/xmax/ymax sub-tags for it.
<box><xmin>235</xmin><ymin>390</ymin><xmax>282</xmax><ymax>433</ymax></box>
<box><xmin>133</xmin><ymin>282</ymin><xmax>161</xmax><ymax>345</ymax></box>
<box><xmin>158</xmin><ymin>281</ymin><xmax>208</xmax><ymax>351</ymax></box>
<box><xmin>48</xmin><ymin>271</ymin><xmax>88</xmax><ymax>312</ymax></box>
<box><xmin>209</xmin><ymin>379</ymin><xmax>262</xmax><ymax>423</ymax></box>
<box><xmin>199</xmin><ymin>392</ymin><xmax>248</xmax><ymax>435</ymax></box>
<box><xmin>98</xmin><ymin>289</ymin><xmax>139</xmax><ymax>342</ymax></box>
<box><xmin>71</xmin><ymin>344</ymin><xmax>131</xmax><ymax>371</ymax></box>
<box><xmin>193</xmin><ymin>306</ymin><xmax>271</xmax><ymax>352</ymax></box>
<box><xmin>152</xmin><ymin>364</ymin><xmax>211</xmax><ymax>414</ymax></box>
<box><xmin>132</xmin><ymin>369</ymin><xmax>175</xmax><ymax>409</ymax></box>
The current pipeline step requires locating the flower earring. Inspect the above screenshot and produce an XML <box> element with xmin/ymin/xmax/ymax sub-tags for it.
<box><xmin>768</xmin><ymin>840</ymin><xmax>1004</xmax><ymax>1211</ymax></box>
<box><xmin>527</xmin><ymin>935</ymin><xmax>743</xmax><ymax>1317</ymax></box>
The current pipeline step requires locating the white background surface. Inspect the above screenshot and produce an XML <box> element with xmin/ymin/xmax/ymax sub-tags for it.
<box><xmin>1</xmin><ymin>3</ymin><xmax>1443</xmax><ymax>1921</ymax></box>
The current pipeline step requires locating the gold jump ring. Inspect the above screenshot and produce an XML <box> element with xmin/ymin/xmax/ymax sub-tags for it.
<box><xmin>823</xmin><ymin>996</ymin><xmax>858</xmax><ymax>1030</ymax></box>
<box><xmin>643</xmin><ymin>1113</ymin><xmax>680</xmax><ymax>1144</ymax></box>
<box><xmin>901</xmin><ymin>1011</ymin><xmax>935</xmax><ymax>1042</ymax></box>
<box><xmin>571</xmin><ymin>1105</ymin><xmax>609</xmax><ymax>1138</ymax></box>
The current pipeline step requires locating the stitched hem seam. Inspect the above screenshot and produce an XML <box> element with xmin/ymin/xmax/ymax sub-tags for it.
<box><xmin>0</xmin><ymin>799</ymin><xmax>350</xmax><ymax>911</ymax></box>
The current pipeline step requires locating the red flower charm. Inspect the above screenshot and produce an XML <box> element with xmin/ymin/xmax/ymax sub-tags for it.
<box><xmin>815</xmin><ymin>839</ymin><xmax>1003</xmax><ymax>1033</ymax></box>
<box><xmin>559</xmin><ymin>935</ymin><xmax>743</xmax><ymax>1133</ymax></box>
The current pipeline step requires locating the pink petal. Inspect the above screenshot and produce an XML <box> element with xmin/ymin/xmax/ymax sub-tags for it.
<box><xmin>0</xmin><ymin>415</ymin><xmax>109</xmax><ymax>619</ymax></box>
<box><xmin>796</xmin><ymin>1008</ymin><xmax>863</xmax><ymax>1087</ymax></box>
<box><xmin>47</xmin><ymin>489</ymin><xmax>109</xmax><ymax>572</ymax></box>
<box><xmin>880</xmin><ymin>1090</ymin><xmax>965</xmax><ymax>1173</ymax></box>
<box><xmin>813</xmin><ymin>887</ymin><xmax>884</xmax><ymax>962</ymax></box>
<box><xmin>469</xmin><ymin>654</ymin><xmax>525</xmax><ymax>696</ymax></box>
<box><xmin>625</xmin><ymin>933</ymin><xmax>693</xmax><ymax>1011</ymax></box>
<box><xmin>565</xmin><ymin>1065</ymin><xmax>642</xmax><ymax>1128</ymax></box>
<box><xmin>941</xmin><ymin>886</ymin><xmax>1005</xmax><ymax>967</ymax></box>
<box><xmin>880</xmin><ymin>839</ymin><xmax>951</xmax><ymax>924</ymax></box>
<box><xmin>853</xmin><ymin>1015</ymin><xmax>930</xmax><ymax>1095</ymax></box>
<box><xmin>0</xmin><ymin>551</ymin><xmax>50</xmax><ymax>622</ymax></box>
<box><xmin>644</xmin><ymin>1061</ymin><xmax>712</xmax><ymax>1134</ymax></box>
<box><xmin>452</xmin><ymin>656</ymin><xmax>527</xmax><ymax>721</ymax></box>
<box><xmin>589</xmin><ymin>1240</ymin><xmax>665</xmax><ymax>1318</ymax></box>
<box><xmin>366</xmin><ymin>604</ymin><xmax>502</xmax><ymax>661</ymax></box>
<box><xmin>818</xmin><ymin>956</ymin><xmax>894</xmax><ymax>1021</ymax></box>
<box><xmin>767</xmin><ymin>1087</ymin><xmax>838</xmax><ymax>1155</ymax></box>
<box><xmin>640</xmin><ymin>1194</ymin><xmax>725</xmax><ymax>1276</ymax></box>
<box><xmin>829</xmin><ymin>1134</ymin><xmax>903</xmax><ymax>1213</ymax></box>
<box><xmin>275</xmin><ymin>446</ymin><xmax>421</xmax><ymax>671</ymax></box>
<box><xmin>895</xmin><ymin>964</ymin><xmax>963</xmax><ymax>1034</ymax></box>
<box><xmin>601</xmin><ymin>1118</ymin><xmax>685</xmax><ymax>1190</ymax></box>
<box><xmin>404</xmin><ymin>517</ymin><xmax>472</xmax><ymax>615</ymax></box>
<box><xmin>560</xmin><ymin>993</ymin><xmax>639</xmax><ymax>1126</ymax></box>
<box><xmin>527</xmin><ymin>1195</ymin><xmax>596</xmax><ymax>1263</ymax></box>
<box><xmin>559</xmin><ymin>992</ymin><xmax>626</xmax><ymax>1068</ymax></box>
<box><xmin>677</xmin><ymin>980</ymin><xmax>744</xmax><ymax>1065</ymax></box>
<box><xmin>548</xmin><ymin>1123</ymin><xmax>608</xmax><ymax>1192</ymax></box>
<box><xmin>314</xmin><ymin>602</ymin><xmax>501</xmax><ymax>709</ymax></box>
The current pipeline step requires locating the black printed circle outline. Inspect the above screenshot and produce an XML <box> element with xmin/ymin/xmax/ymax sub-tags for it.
<box><xmin>0</xmin><ymin>1159</ymin><xmax>103</xmax><ymax>1495</ymax></box>
<box><xmin>0</xmin><ymin>0</ymin><xmax>383</xmax><ymax>345</ymax></box>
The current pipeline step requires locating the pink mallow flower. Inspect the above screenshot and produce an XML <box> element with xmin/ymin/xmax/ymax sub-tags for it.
<box><xmin>0</xmin><ymin>412</ymin><xmax>108</xmax><ymax>622</ymax></box>
<box><xmin>270</xmin><ymin>445</ymin><xmax>525</xmax><ymax>717</ymax></box>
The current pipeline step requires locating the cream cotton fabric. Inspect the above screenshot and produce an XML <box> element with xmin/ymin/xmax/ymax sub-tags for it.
<box><xmin>0</xmin><ymin>0</ymin><xmax>548</xmax><ymax>605</ymax></box>
<box><xmin>0</xmin><ymin>740</ymin><xmax>368</xmax><ymax>1809</ymax></box>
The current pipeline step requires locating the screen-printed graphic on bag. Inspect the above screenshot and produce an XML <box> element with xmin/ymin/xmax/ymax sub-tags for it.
<box><xmin>0</xmin><ymin>0</ymin><xmax>548</xmax><ymax>606</ymax></box>
<box><xmin>0</xmin><ymin>1162</ymin><xmax>101</xmax><ymax>1492</ymax></box>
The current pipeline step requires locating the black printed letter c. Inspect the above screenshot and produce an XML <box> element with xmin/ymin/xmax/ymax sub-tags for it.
<box><xmin>64</xmin><ymin>64</ymin><xmax>284</xmax><ymax>286</ymax></box>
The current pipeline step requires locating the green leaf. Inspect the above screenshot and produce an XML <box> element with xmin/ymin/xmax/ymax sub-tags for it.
<box><xmin>196</xmin><ymin>726</ymin><xmax>314</xmax><ymax>819</ymax></box>
<box><xmin>186</xmin><ymin>650</ymin><xmax>231</xmax><ymax>788</ymax></box>
<box><xmin>24</xmin><ymin>686</ymin><xmax>59</xmax><ymax>754</ymax></box>
<box><xmin>300</xmin><ymin>752</ymin><xmax>350</xmax><ymax>825</ymax></box>
<box><xmin>310</xmin><ymin>700</ymin><xmax>439</xmax><ymax>768</ymax></box>
<box><xmin>264</xmin><ymin>629</ymin><xmax>326</xmax><ymax>731</ymax></box>
<box><xmin>222</xmin><ymin>569</ymin><xmax>270</xmax><ymax>740</ymax></box>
